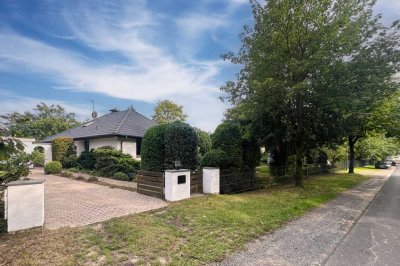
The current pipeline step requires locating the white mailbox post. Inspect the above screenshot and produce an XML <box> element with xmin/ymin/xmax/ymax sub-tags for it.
<box><xmin>5</xmin><ymin>179</ymin><xmax>45</xmax><ymax>232</ymax></box>
<box><xmin>203</xmin><ymin>167</ymin><xmax>220</xmax><ymax>194</ymax></box>
<box><xmin>164</xmin><ymin>169</ymin><xmax>191</xmax><ymax>201</ymax></box>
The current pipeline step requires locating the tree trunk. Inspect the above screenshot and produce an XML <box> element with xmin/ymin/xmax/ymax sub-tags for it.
<box><xmin>294</xmin><ymin>149</ymin><xmax>304</xmax><ymax>187</ymax></box>
<box><xmin>348</xmin><ymin>136</ymin><xmax>356</xmax><ymax>174</ymax></box>
<box><xmin>294</xmin><ymin>92</ymin><xmax>305</xmax><ymax>187</ymax></box>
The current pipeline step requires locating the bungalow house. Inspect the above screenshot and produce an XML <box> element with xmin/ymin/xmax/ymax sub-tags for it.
<box><xmin>42</xmin><ymin>107</ymin><xmax>155</xmax><ymax>160</ymax></box>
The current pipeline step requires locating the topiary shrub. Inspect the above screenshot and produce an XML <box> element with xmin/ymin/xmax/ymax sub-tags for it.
<box><xmin>211</xmin><ymin>122</ymin><xmax>242</xmax><ymax>167</ymax></box>
<box><xmin>93</xmin><ymin>148</ymin><xmax>140</xmax><ymax>177</ymax></box>
<box><xmin>141</xmin><ymin>124</ymin><xmax>168</xmax><ymax>171</ymax></box>
<box><xmin>52</xmin><ymin>137</ymin><xmax>76</xmax><ymax>168</ymax></box>
<box><xmin>77</xmin><ymin>150</ymin><xmax>96</xmax><ymax>170</ymax></box>
<box><xmin>44</xmin><ymin>161</ymin><xmax>62</xmax><ymax>174</ymax></box>
<box><xmin>200</xmin><ymin>149</ymin><xmax>229</xmax><ymax>168</ymax></box>
<box><xmin>164</xmin><ymin>122</ymin><xmax>198</xmax><ymax>170</ymax></box>
<box><xmin>113</xmin><ymin>172</ymin><xmax>129</xmax><ymax>181</ymax></box>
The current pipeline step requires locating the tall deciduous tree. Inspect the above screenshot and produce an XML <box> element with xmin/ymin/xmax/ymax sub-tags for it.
<box><xmin>222</xmin><ymin>0</ymin><xmax>374</xmax><ymax>186</ymax></box>
<box><xmin>331</xmin><ymin>20</ymin><xmax>400</xmax><ymax>173</ymax></box>
<box><xmin>1</xmin><ymin>102</ymin><xmax>80</xmax><ymax>141</ymax></box>
<box><xmin>152</xmin><ymin>100</ymin><xmax>187</xmax><ymax>124</ymax></box>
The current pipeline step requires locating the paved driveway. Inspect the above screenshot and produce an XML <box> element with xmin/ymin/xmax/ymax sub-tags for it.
<box><xmin>30</xmin><ymin>169</ymin><xmax>168</xmax><ymax>229</ymax></box>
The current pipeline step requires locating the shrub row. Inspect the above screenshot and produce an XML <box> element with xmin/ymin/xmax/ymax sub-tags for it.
<box><xmin>141</xmin><ymin>122</ymin><xmax>198</xmax><ymax>171</ymax></box>
<box><xmin>201</xmin><ymin>121</ymin><xmax>260</xmax><ymax>169</ymax></box>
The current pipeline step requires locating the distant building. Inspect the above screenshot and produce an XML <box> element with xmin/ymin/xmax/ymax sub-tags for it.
<box><xmin>42</xmin><ymin>107</ymin><xmax>155</xmax><ymax>159</ymax></box>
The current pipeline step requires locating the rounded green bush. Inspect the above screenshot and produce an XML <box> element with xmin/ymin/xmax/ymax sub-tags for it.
<box><xmin>164</xmin><ymin>122</ymin><xmax>198</xmax><ymax>170</ymax></box>
<box><xmin>113</xmin><ymin>172</ymin><xmax>129</xmax><ymax>181</ymax></box>
<box><xmin>141</xmin><ymin>124</ymin><xmax>168</xmax><ymax>171</ymax></box>
<box><xmin>200</xmin><ymin>149</ymin><xmax>228</xmax><ymax>168</ymax></box>
<box><xmin>44</xmin><ymin>161</ymin><xmax>62</xmax><ymax>175</ymax></box>
<box><xmin>212</xmin><ymin>122</ymin><xmax>242</xmax><ymax>167</ymax></box>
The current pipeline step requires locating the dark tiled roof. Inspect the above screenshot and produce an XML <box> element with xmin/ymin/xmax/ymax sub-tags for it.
<box><xmin>42</xmin><ymin>108</ymin><xmax>155</xmax><ymax>142</ymax></box>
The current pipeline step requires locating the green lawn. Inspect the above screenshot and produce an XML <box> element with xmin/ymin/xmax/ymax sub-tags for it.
<box><xmin>0</xmin><ymin>172</ymin><xmax>368</xmax><ymax>265</ymax></box>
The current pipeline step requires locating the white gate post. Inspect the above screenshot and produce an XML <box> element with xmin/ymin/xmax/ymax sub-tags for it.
<box><xmin>164</xmin><ymin>169</ymin><xmax>191</xmax><ymax>201</ymax></box>
<box><xmin>5</xmin><ymin>179</ymin><xmax>45</xmax><ymax>232</ymax></box>
<box><xmin>203</xmin><ymin>167</ymin><xmax>220</xmax><ymax>194</ymax></box>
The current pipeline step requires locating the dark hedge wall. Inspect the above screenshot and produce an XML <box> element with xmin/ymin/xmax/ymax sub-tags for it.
<box><xmin>164</xmin><ymin>122</ymin><xmax>198</xmax><ymax>170</ymax></box>
<box><xmin>140</xmin><ymin>124</ymin><xmax>168</xmax><ymax>171</ymax></box>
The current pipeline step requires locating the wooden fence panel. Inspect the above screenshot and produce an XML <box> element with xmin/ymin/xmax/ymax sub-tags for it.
<box><xmin>190</xmin><ymin>170</ymin><xmax>203</xmax><ymax>194</ymax></box>
<box><xmin>137</xmin><ymin>170</ymin><xmax>165</xmax><ymax>198</ymax></box>
<box><xmin>220</xmin><ymin>168</ymin><xmax>256</xmax><ymax>194</ymax></box>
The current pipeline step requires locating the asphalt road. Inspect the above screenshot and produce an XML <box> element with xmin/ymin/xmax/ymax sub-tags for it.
<box><xmin>325</xmin><ymin>167</ymin><xmax>400</xmax><ymax>265</ymax></box>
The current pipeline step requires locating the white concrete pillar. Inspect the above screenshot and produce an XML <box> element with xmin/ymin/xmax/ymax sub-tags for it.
<box><xmin>5</xmin><ymin>179</ymin><xmax>45</xmax><ymax>232</ymax></box>
<box><xmin>164</xmin><ymin>169</ymin><xmax>191</xmax><ymax>201</ymax></box>
<box><xmin>203</xmin><ymin>167</ymin><xmax>220</xmax><ymax>194</ymax></box>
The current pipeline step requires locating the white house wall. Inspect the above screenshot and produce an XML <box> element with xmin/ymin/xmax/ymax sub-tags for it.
<box><xmin>89</xmin><ymin>137</ymin><xmax>119</xmax><ymax>150</ymax></box>
<box><xmin>74</xmin><ymin>140</ymin><xmax>85</xmax><ymax>156</ymax></box>
<box><xmin>121</xmin><ymin>138</ymin><xmax>137</xmax><ymax>158</ymax></box>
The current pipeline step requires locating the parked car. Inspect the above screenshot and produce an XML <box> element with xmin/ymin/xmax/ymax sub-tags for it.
<box><xmin>375</xmin><ymin>161</ymin><xmax>392</xmax><ymax>169</ymax></box>
<box><xmin>385</xmin><ymin>157</ymin><xmax>396</xmax><ymax>166</ymax></box>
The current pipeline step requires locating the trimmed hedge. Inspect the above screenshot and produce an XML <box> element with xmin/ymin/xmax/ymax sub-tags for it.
<box><xmin>141</xmin><ymin>124</ymin><xmax>168</xmax><ymax>171</ymax></box>
<box><xmin>164</xmin><ymin>122</ymin><xmax>198</xmax><ymax>170</ymax></box>
<box><xmin>52</xmin><ymin>137</ymin><xmax>76</xmax><ymax>168</ymax></box>
<box><xmin>211</xmin><ymin>122</ymin><xmax>242</xmax><ymax>167</ymax></box>
<box><xmin>200</xmin><ymin>149</ymin><xmax>228</xmax><ymax>168</ymax></box>
<box><xmin>77</xmin><ymin>150</ymin><xmax>96</xmax><ymax>169</ymax></box>
<box><xmin>93</xmin><ymin>148</ymin><xmax>140</xmax><ymax>177</ymax></box>
<box><xmin>113</xmin><ymin>172</ymin><xmax>129</xmax><ymax>181</ymax></box>
<box><xmin>44</xmin><ymin>161</ymin><xmax>62</xmax><ymax>174</ymax></box>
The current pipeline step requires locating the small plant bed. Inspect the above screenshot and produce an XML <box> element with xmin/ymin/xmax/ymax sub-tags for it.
<box><xmin>0</xmin><ymin>172</ymin><xmax>368</xmax><ymax>265</ymax></box>
<box><xmin>57</xmin><ymin>170</ymin><xmax>137</xmax><ymax>192</ymax></box>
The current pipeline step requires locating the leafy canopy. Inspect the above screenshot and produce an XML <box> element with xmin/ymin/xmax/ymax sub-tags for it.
<box><xmin>1</xmin><ymin>102</ymin><xmax>80</xmax><ymax>141</ymax></box>
<box><xmin>152</xmin><ymin>100</ymin><xmax>187</xmax><ymax>124</ymax></box>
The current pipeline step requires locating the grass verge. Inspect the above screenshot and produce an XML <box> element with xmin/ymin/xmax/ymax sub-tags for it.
<box><xmin>0</xmin><ymin>172</ymin><xmax>368</xmax><ymax>265</ymax></box>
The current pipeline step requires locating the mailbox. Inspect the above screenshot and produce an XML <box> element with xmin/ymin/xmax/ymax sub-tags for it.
<box><xmin>178</xmin><ymin>175</ymin><xmax>186</xmax><ymax>184</ymax></box>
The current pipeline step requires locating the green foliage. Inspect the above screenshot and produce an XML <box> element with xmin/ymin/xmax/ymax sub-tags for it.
<box><xmin>242</xmin><ymin>136</ymin><xmax>261</xmax><ymax>168</ymax></box>
<box><xmin>1</xmin><ymin>102</ymin><xmax>80</xmax><ymax>141</ymax></box>
<box><xmin>355</xmin><ymin>133</ymin><xmax>399</xmax><ymax>161</ymax></box>
<box><xmin>164</xmin><ymin>122</ymin><xmax>198</xmax><ymax>170</ymax></box>
<box><xmin>221</xmin><ymin>0</ymin><xmax>400</xmax><ymax>183</ymax></box>
<box><xmin>0</xmin><ymin>153</ymin><xmax>30</xmax><ymax>184</ymax></box>
<box><xmin>52</xmin><ymin>137</ymin><xmax>76</xmax><ymax>168</ymax></box>
<box><xmin>195</xmin><ymin>128</ymin><xmax>212</xmax><ymax>157</ymax></box>
<box><xmin>44</xmin><ymin>161</ymin><xmax>62</xmax><ymax>175</ymax></box>
<box><xmin>212</xmin><ymin>122</ymin><xmax>242</xmax><ymax>167</ymax></box>
<box><xmin>141</xmin><ymin>124</ymin><xmax>168</xmax><ymax>171</ymax></box>
<box><xmin>77</xmin><ymin>150</ymin><xmax>96</xmax><ymax>170</ymax></box>
<box><xmin>200</xmin><ymin>149</ymin><xmax>229</xmax><ymax>168</ymax></box>
<box><xmin>31</xmin><ymin>150</ymin><xmax>45</xmax><ymax>166</ymax></box>
<box><xmin>113</xmin><ymin>172</ymin><xmax>129</xmax><ymax>181</ymax></box>
<box><xmin>0</xmin><ymin>135</ymin><xmax>25</xmax><ymax>160</ymax></box>
<box><xmin>93</xmin><ymin>148</ymin><xmax>140</xmax><ymax>177</ymax></box>
<box><xmin>152</xmin><ymin>100</ymin><xmax>187</xmax><ymax>124</ymax></box>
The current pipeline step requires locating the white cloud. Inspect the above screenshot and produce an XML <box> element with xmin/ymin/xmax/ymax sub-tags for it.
<box><xmin>0</xmin><ymin>1</ymin><xmax>249</xmax><ymax>131</ymax></box>
<box><xmin>0</xmin><ymin>90</ymin><xmax>91</xmax><ymax>121</ymax></box>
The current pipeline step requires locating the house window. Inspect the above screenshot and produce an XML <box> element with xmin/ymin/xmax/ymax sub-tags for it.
<box><xmin>136</xmin><ymin>138</ymin><xmax>142</xmax><ymax>156</ymax></box>
<box><xmin>84</xmin><ymin>140</ymin><xmax>90</xmax><ymax>152</ymax></box>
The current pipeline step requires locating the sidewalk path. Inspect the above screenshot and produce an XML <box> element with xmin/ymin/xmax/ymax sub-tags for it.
<box><xmin>325</xmin><ymin>167</ymin><xmax>400</xmax><ymax>265</ymax></box>
<box><xmin>219</xmin><ymin>169</ymin><xmax>394</xmax><ymax>266</ymax></box>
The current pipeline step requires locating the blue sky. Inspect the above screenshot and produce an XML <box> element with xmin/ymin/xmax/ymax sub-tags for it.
<box><xmin>0</xmin><ymin>0</ymin><xmax>399</xmax><ymax>131</ymax></box>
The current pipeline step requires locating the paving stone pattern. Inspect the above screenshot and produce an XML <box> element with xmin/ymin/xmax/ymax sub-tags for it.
<box><xmin>30</xmin><ymin>169</ymin><xmax>167</xmax><ymax>229</ymax></box>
